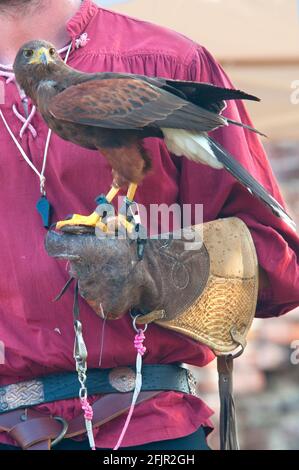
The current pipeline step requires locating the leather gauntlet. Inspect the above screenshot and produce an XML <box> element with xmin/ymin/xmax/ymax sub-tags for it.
<box><xmin>148</xmin><ymin>217</ymin><xmax>259</xmax><ymax>354</ymax></box>
<box><xmin>46</xmin><ymin>217</ymin><xmax>258</xmax><ymax>451</ymax></box>
<box><xmin>46</xmin><ymin>217</ymin><xmax>258</xmax><ymax>355</ymax></box>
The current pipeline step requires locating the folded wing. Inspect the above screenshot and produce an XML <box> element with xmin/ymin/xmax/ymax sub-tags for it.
<box><xmin>48</xmin><ymin>78</ymin><xmax>227</xmax><ymax>132</ymax></box>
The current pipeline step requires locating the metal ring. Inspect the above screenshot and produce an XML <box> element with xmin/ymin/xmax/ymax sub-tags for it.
<box><xmin>51</xmin><ymin>416</ymin><xmax>69</xmax><ymax>448</ymax></box>
<box><xmin>79</xmin><ymin>387</ymin><xmax>88</xmax><ymax>400</ymax></box>
<box><xmin>132</xmin><ymin>314</ymin><xmax>148</xmax><ymax>333</ymax></box>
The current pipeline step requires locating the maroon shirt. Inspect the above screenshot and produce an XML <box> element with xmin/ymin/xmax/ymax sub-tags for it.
<box><xmin>0</xmin><ymin>0</ymin><xmax>298</xmax><ymax>447</ymax></box>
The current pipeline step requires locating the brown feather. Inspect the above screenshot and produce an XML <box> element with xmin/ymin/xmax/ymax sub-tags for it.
<box><xmin>48</xmin><ymin>78</ymin><xmax>226</xmax><ymax>132</ymax></box>
<box><xmin>102</xmin><ymin>142</ymin><xmax>151</xmax><ymax>186</ymax></box>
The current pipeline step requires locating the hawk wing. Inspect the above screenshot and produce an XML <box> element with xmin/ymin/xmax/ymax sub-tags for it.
<box><xmin>48</xmin><ymin>77</ymin><xmax>227</xmax><ymax>132</ymax></box>
<box><xmin>160</xmin><ymin>79</ymin><xmax>260</xmax><ymax>112</ymax></box>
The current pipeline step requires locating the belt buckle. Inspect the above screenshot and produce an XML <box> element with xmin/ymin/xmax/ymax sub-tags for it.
<box><xmin>108</xmin><ymin>367</ymin><xmax>136</xmax><ymax>393</ymax></box>
<box><xmin>51</xmin><ymin>416</ymin><xmax>69</xmax><ymax>448</ymax></box>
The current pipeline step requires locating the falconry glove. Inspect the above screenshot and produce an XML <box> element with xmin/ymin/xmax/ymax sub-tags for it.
<box><xmin>46</xmin><ymin>217</ymin><xmax>258</xmax><ymax>353</ymax></box>
<box><xmin>46</xmin><ymin>217</ymin><xmax>259</xmax><ymax>450</ymax></box>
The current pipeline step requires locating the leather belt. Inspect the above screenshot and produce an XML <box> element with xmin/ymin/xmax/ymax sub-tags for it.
<box><xmin>0</xmin><ymin>391</ymin><xmax>160</xmax><ymax>450</ymax></box>
<box><xmin>0</xmin><ymin>364</ymin><xmax>194</xmax><ymax>450</ymax></box>
<box><xmin>0</xmin><ymin>364</ymin><xmax>191</xmax><ymax>414</ymax></box>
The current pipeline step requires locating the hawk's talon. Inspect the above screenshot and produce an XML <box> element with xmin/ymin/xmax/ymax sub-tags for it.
<box><xmin>56</xmin><ymin>212</ymin><xmax>100</xmax><ymax>230</ymax></box>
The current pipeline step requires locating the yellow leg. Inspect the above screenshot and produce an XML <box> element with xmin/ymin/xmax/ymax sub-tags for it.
<box><xmin>116</xmin><ymin>183</ymin><xmax>139</xmax><ymax>233</ymax></box>
<box><xmin>56</xmin><ymin>185</ymin><xmax>120</xmax><ymax>230</ymax></box>
<box><xmin>126</xmin><ymin>183</ymin><xmax>138</xmax><ymax>202</ymax></box>
<box><xmin>106</xmin><ymin>185</ymin><xmax>120</xmax><ymax>203</ymax></box>
<box><xmin>97</xmin><ymin>183</ymin><xmax>139</xmax><ymax>234</ymax></box>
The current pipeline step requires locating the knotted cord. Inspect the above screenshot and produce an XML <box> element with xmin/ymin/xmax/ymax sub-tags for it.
<box><xmin>113</xmin><ymin>316</ymin><xmax>148</xmax><ymax>450</ymax></box>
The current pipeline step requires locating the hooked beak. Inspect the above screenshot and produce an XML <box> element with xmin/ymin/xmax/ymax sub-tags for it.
<box><xmin>40</xmin><ymin>52</ymin><xmax>49</xmax><ymax>65</ymax></box>
<box><xmin>29</xmin><ymin>47</ymin><xmax>52</xmax><ymax>65</ymax></box>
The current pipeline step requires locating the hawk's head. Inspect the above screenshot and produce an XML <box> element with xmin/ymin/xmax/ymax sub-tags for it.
<box><xmin>13</xmin><ymin>40</ymin><xmax>63</xmax><ymax>98</ymax></box>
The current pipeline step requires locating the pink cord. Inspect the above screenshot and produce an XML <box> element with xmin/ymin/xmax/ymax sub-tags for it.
<box><xmin>113</xmin><ymin>401</ymin><xmax>135</xmax><ymax>451</ymax></box>
<box><xmin>113</xmin><ymin>328</ymin><xmax>147</xmax><ymax>450</ymax></box>
<box><xmin>12</xmin><ymin>104</ymin><xmax>37</xmax><ymax>138</ymax></box>
<box><xmin>81</xmin><ymin>398</ymin><xmax>96</xmax><ymax>451</ymax></box>
<box><xmin>81</xmin><ymin>397</ymin><xmax>94</xmax><ymax>421</ymax></box>
<box><xmin>0</xmin><ymin>68</ymin><xmax>37</xmax><ymax>138</ymax></box>
<box><xmin>134</xmin><ymin>330</ymin><xmax>147</xmax><ymax>355</ymax></box>
<box><xmin>0</xmin><ymin>72</ymin><xmax>15</xmax><ymax>83</ymax></box>
<box><xmin>0</xmin><ymin>64</ymin><xmax>15</xmax><ymax>83</ymax></box>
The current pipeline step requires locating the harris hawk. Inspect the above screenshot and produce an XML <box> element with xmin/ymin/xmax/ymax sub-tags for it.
<box><xmin>13</xmin><ymin>40</ymin><xmax>295</xmax><ymax>232</ymax></box>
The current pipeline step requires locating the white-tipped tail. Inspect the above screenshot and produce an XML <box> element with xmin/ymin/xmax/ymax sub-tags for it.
<box><xmin>162</xmin><ymin>128</ymin><xmax>224</xmax><ymax>169</ymax></box>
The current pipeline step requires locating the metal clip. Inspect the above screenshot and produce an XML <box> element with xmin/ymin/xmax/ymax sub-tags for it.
<box><xmin>73</xmin><ymin>320</ymin><xmax>88</xmax><ymax>364</ymax></box>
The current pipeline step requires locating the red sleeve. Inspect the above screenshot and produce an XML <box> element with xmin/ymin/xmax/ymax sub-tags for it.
<box><xmin>178</xmin><ymin>45</ymin><xmax>299</xmax><ymax>318</ymax></box>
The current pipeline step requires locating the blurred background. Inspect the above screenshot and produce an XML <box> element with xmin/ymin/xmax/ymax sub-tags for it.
<box><xmin>96</xmin><ymin>1</ymin><xmax>299</xmax><ymax>449</ymax></box>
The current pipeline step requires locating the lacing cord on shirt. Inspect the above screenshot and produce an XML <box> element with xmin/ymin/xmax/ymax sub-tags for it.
<box><xmin>12</xmin><ymin>103</ymin><xmax>37</xmax><ymax>138</ymax></box>
<box><xmin>0</xmin><ymin>42</ymin><xmax>72</xmax><ymax>196</ymax></box>
<box><xmin>0</xmin><ymin>63</ymin><xmax>15</xmax><ymax>83</ymax></box>
<box><xmin>0</xmin><ymin>33</ymin><xmax>89</xmax><ymax>196</ymax></box>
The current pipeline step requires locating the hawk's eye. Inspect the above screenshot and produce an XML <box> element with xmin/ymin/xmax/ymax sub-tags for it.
<box><xmin>23</xmin><ymin>49</ymin><xmax>34</xmax><ymax>59</ymax></box>
<box><xmin>49</xmin><ymin>48</ymin><xmax>56</xmax><ymax>57</ymax></box>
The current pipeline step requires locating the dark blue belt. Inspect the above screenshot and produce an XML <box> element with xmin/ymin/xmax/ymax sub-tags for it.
<box><xmin>0</xmin><ymin>364</ymin><xmax>192</xmax><ymax>414</ymax></box>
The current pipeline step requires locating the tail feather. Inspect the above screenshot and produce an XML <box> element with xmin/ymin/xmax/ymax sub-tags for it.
<box><xmin>207</xmin><ymin>137</ymin><xmax>296</xmax><ymax>231</ymax></box>
<box><xmin>163</xmin><ymin>80</ymin><xmax>260</xmax><ymax>112</ymax></box>
<box><xmin>163</xmin><ymin>127</ymin><xmax>296</xmax><ymax>231</ymax></box>
<box><xmin>226</xmin><ymin>118</ymin><xmax>267</xmax><ymax>138</ymax></box>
